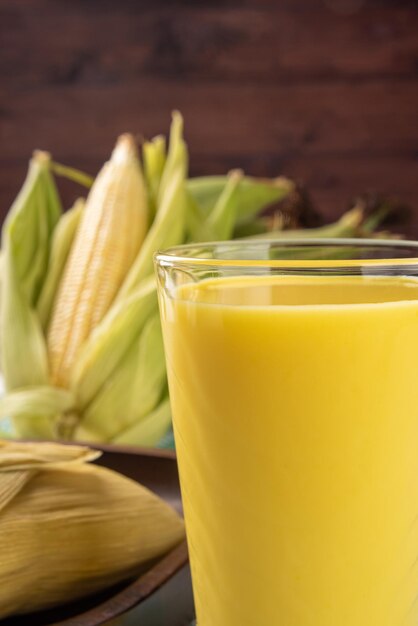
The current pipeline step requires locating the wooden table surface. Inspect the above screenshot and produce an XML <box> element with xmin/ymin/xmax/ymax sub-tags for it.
<box><xmin>0</xmin><ymin>0</ymin><xmax>417</xmax><ymax>232</ymax></box>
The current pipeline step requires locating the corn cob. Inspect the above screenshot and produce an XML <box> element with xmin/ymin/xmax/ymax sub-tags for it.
<box><xmin>47</xmin><ymin>134</ymin><xmax>148</xmax><ymax>388</ymax></box>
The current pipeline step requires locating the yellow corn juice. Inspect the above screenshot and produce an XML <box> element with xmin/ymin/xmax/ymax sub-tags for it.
<box><xmin>159</xmin><ymin>275</ymin><xmax>418</xmax><ymax>626</ymax></box>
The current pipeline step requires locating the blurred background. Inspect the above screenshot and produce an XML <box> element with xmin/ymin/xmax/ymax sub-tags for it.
<box><xmin>0</xmin><ymin>0</ymin><xmax>417</xmax><ymax>232</ymax></box>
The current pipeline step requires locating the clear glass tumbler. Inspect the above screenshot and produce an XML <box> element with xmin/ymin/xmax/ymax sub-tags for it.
<box><xmin>155</xmin><ymin>239</ymin><xmax>418</xmax><ymax>626</ymax></box>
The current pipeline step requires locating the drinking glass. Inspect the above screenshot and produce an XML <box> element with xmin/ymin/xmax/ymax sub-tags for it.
<box><xmin>155</xmin><ymin>239</ymin><xmax>418</xmax><ymax>626</ymax></box>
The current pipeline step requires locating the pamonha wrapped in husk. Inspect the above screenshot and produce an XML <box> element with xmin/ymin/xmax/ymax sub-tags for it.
<box><xmin>0</xmin><ymin>440</ymin><xmax>185</xmax><ymax>619</ymax></box>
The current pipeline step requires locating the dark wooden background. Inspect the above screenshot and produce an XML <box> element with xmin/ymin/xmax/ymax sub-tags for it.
<box><xmin>1</xmin><ymin>0</ymin><xmax>417</xmax><ymax>232</ymax></box>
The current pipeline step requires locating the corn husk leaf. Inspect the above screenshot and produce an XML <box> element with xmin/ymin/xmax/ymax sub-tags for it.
<box><xmin>157</xmin><ymin>111</ymin><xmax>187</xmax><ymax>207</ymax></box>
<box><xmin>0</xmin><ymin>440</ymin><xmax>99</xmax><ymax>470</ymax></box>
<box><xmin>75</xmin><ymin>313</ymin><xmax>166</xmax><ymax>442</ymax></box>
<box><xmin>2</xmin><ymin>151</ymin><xmax>62</xmax><ymax>305</ymax></box>
<box><xmin>0</xmin><ymin>152</ymin><xmax>61</xmax><ymax>391</ymax></box>
<box><xmin>0</xmin><ymin>248</ymin><xmax>49</xmax><ymax>390</ymax></box>
<box><xmin>51</xmin><ymin>161</ymin><xmax>94</xmax><ymax>188</ymax></box>
<box><xmin>185</xmin><ymin>191</ymin><xmax>212</xmax><ymax>242</ymax></box>
<box><xmin>130</xmin><ymin>159</ymin><xmax>186</xmax><ymax>275</ymax></box>
<box><xmin>187</xmin><ymin>175</ymin><xmax>294</xmax><ymax>226</ymax></box>
<box><xmin>206</xmin><ymin>169</ymin><xmax>243</xmax><ymax>240</ymax></box>
<box><xmin>186</xmin><ymin>170</ymin><xmax>243</xmax><ymax>242</ymax></box>
<box><xmin>0</xmin><ymin>386</ymin><xmax>74</xmax><ymax>420</ymax></box>
<box><xmin>143</xmin><ymin>135</ymin><xmax>166</xmax><ymax>219</ymax></box>
<box><xmin>117</xmin><ymin>112</ymin><xmax>188</xmax><ymax>299</ymax></box>
<box><xmin>0</xmin><ymin>440</ymin><xmax>184</xmax><ymax>619</ymax></box>
<box><xmin>246</xmin><ymin>206</ymin><xmax>364</xmax><ymax>240</ymax></box>
<box><xmin>114</xmin><ymin>396</ymin><xmax>172</xmax><ymax>447</ymax></box>
<box><xmin>71</xmin><ymin>276</ymin><xmax>157</xmax><ymax>409</ymax></box>
<box><xmin>0</xmin><ymin>386</ymin><xmax>75</xmax><ymax>440</ymax></box>
<box><xmin>37</xmin><ymin>198</ymin><xmax>85</xmax><ymax>329</ymax></box>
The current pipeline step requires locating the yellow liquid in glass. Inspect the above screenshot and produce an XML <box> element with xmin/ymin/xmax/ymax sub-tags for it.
<box><xmin>160</xmin><ymin>275</ymin><xmax>418</xmax><ymax>626</ymax></box>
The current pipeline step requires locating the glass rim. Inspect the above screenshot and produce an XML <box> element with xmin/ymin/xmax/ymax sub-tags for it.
<box><xmin>155</xmin><ymin>238</ymin><xmax>418</xmax><ymax>270</ymax></box>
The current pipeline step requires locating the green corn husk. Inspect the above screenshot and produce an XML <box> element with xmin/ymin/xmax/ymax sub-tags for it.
<box><xmin>143</xmin><ymin>135</ymin><xmax>166</xmax><ymax>218</ymax></box>
<box><xmin>0</xmin><ymin>249</ymin><xmax>49</xmax><ymax>391</ymax></box>
<box><xmin>74</xmin><ymin>313</ymin><xmax>166</xmax><ymax>442</ymax></box>
<box><xmin>71</xmin><ymin>276</ymin><xmax>158</xmax><ymax>410</ymax></box>
<box><xmin>239</xmin><ymin>208</ymin><xmax>398</xmax><ymax>262</ymax></box>
<box><xmin>246</xmin><ymin>206</ymin><xmax>365</xmax><ymax>240</ymax></box>
<box><xmin>245</xmin><ymin>205</ymin><xmax>401</xmax><ymax>252</ymax></box>
<box><xmin>117</xmin><ymin>112</ymin><xmax>188</xmax><ymax>300</ymax></box>
<box><xmin>0</xmin><ymin>440</ymin><xmax>184</xmax><ymax>619</ymax></box>
<box><xmin>187</xmin><ymin>170</ymin><xmax>243</xmax><ymax>242</ymax></box>
<box><xmin>233</xmin><ymin>218</ymin><xmax>272</xmax><ymax>238</ymax></box>
<box><xmin>37</xmin><ymin>198</ymin><xmax>85</xmax><ymax>329</ymax></box>
<box><xmin>114</xmin><ymin>395</ymin><xmax>172</xmax><ymax>446</ymax></box>
<box><xmin>185</xmin><ymin>191</ymin><xmax>209</xmax><ymax>242</ymax></box>
<box><xmin>0</xmin><ymin>152</ymin><xmax>62</xmax><ymax>391</ymax></box>
<box><xmin>206</xmin><ymin>169</ymin><xmax>243</xmax><ymax>240</ymax></box>
<box><xmin>0</xmin><ymin>386</ymin><xmax>75</xmax><ymax>440</ymax></box>
<box><xmin>2</xmin><ymin>151</ymin><xmax>62</xmax><ymax>305</ymax></box>
<box><xmin>51</xmin><ymin>161</ymin><xmax>95</xmax><ymax>188</ymax></box>
<box><xmin>157</xmin><ymin>112</ymin><xmax>187</xmax><ymax>207</ymax></box>
<box><xmin>187</xmin><ymin>175</ymin><xmax>294</xmax><ymax>226</ymax></box>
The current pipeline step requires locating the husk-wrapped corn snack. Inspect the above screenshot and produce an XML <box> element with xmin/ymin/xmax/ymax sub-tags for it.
<box><xmin>0</xmin><ymin>440</ymin><xmax>185</xmax><ymax>619</ymax></box>
<box><xmin>0</xmin><ymin>112</ymin><xmax>399</xmax><ymax>446</ymax></box>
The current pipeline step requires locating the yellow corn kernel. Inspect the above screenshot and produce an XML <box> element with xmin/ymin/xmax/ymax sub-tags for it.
<box><xmin>47</xmin><ymin>134</ymin><xmax>148</xmax><ymax>387</ymax></box>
